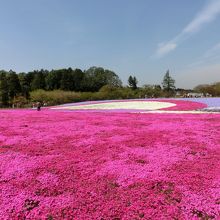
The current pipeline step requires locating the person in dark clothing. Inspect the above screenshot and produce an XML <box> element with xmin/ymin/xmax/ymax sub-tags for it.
<box><xmin>37</xmin><ymin>102</ymin><xmax>42</xmax><ymax>111</ymax></box>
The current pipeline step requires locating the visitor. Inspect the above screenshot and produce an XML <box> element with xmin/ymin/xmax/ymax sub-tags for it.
<box><xmin>36</xmin><ymin>102</ymin><xmax>42</xmax><ymax>111</ymax></box>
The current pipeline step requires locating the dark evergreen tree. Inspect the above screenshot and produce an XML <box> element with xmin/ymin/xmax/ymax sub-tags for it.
<box><xmin>26</xmin><ymin>71</ymin><xmax>36</xmax><ymax>90</ymax></box>
<box><xmin>72</xmin><ymin>68</ymin><xmax>85</xmax><ymax>91</ymax></box>
<box><xmin>31</xmin><ymin>69</ymin><xmax>48</xmax><ymax>90</ymax></box>
<box><xmin>0</xmin><ymin>71</ymin><xmax>9</xmax><ymax>106</ymax></box>
<box><xmin>7</xmin><ymin>70</ymin><xmax>21</xmax><ymax>100</ymax></box>
<box><xmin>18</xmin><ymin>73</ymin><xmax>31</xmax><ymax>99</ymax></box>
<box><xmin>162</xmin><ymin>70</ymin><xmax>175</xmax><ymax>92</ymax></box>
<box><xmin>60</xmin><ymin>68</ymin><xmax>75</xmax><ymax>91</ymax></box>
<box><xmin>45</xmin><ymin>70</ymin><xmax>62</xmax><ymax>90</ymax></box>
<box><xmin>128</xmin><ymin>75</ymin><xmax>138</xmax><ymax>90</ymax></box>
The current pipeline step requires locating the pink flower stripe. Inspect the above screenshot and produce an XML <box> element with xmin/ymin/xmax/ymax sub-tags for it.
<box><xmin>0</xmin><ymin>110</ymin><xmax>219</xmax><ymax>219</ymax></box>
<box><xmin>159</xmin><ymin>99</ymin><xmax>207</xmax><ymax>111</ymax></box>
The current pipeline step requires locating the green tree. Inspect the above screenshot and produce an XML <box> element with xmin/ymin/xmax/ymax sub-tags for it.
<box><xmin>128</xmin><ymin>75</ymin><xmax>138</xmax><ymax>90</ymax></box>
<box><xmin>72</xmin><ymin>68</ymin><xmax>84</xmax><ymax>91</ymax></box>
<box><xmin>45</xmin><ymin>71</ymin><xmax>58</xmax><ymax>90</ymax></box>
<box><xmin>83</xmin><ymin>67</ymin><xmax>107</xmax><ymax>92</ymax></box>
<box><xmin>26</xmin><ymin>71</ymin><xmax>36</xmax><ymax>90</ymax></box>
<box><xmin>60</xmin><ymin>68</ymin><xmax>75</xmax><ymax>91</ymax></box>
<box><xmin>162</xmin><ymin>70</ymin><xmax>175</xmax><ymax>92</ymax></box>
<box><xmin>7</xmin><ymin>70</ymin><xmax>21</xmax><ymax>101</ymax></box>
<box><xmin>31</xmin><ymin>69</ymin><xmax>48</xmax><ymax>90</ymax></box>
<box><xmin>105</xmin><ymin>69</ymin><xmax>122</xmax><ymax>88</ymax></box>
<box><xmin>194</xmin><ymin>82</ymin><xmax>220</xmax><ymax>96</ymax></box>
<box><xmin>18</xmin><ymin>72</ymin><xmax>31</xmax><ymax>99</ymax></box>
<box><xmin>0</xmin><ymin>71</ymin><xmax>9</xmax><ymax>106</ymax></box>
<box><xmin>213</xmin><ymin>82</ymin><xmax>220</xmax><ymax>96</ymax></box>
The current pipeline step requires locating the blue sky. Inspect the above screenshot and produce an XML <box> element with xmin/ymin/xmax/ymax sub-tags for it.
<box><xmin>0</xmin><ymin>0</ymin><xmax>220</xmax><ymax>88</ymax></box>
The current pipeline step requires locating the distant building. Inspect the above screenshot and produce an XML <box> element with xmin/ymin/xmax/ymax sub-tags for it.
<box><xmin>187</xmin><ymin>92</ymin><xmax>204</xmax><ymax>98</ymax></box>
<box><xmin>175</xmin><ymin>91</ymin><xmax>182</xmax><ymax>97</ymax></box>
<box><xmin>175</xmin><ymin>88</ymin><xmax>192</xmax><ymax>97</ymax></box>
<box><xmin>205</xmin><ymin>93</ymin><xmax>212</xmax><ymax>97</ymax></box>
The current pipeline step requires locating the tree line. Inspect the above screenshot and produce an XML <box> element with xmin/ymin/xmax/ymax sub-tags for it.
<box><xmin>194</xmin><ymin>82</ymin><xmax>220</xmax><ymax>97</ymax></box>
<box><xmin>0</xmin><ymin>67</ymin><xmax>123</xmax><ymax>107</ymax></box>
<box><xmin>0</xmin><ymin>67</ymin><xmax>179</xmax><ymax>107</ymax></box>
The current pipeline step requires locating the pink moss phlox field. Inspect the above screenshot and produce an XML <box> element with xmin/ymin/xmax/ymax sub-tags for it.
<box><xmin>159</xmin><ymin>99</ymin><xmax>207</xmax><ymax>111</ymax></box>
<box><xmin>0</xmin><ymin>110</ymin><xmax>219</xmax><ymax>219</ymax></box>
<box><xmin>54</xmin><ymin>99</ymin><xmax>207</xmax><ymax>112</ymax></box>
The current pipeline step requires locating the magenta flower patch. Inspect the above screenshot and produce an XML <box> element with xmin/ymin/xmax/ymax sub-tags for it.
<box><xmin>0</xmin><ymin>109</ymin><xmax>219</xmax><ymax>219</ymax></box>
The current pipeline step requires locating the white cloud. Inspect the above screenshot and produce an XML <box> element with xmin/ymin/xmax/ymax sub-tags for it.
<box><xmin>156</xmin><ymin>42</ymin><xmax>177</xmax><ymax>57</ymax></box>
<box><xmin>155</xmin><ymin>0</ymin><xmax>220</xmax><ymax>57</ymax></box>
<box><xmin>184</xmin><ymin>0</ymin><xmax>220</xmax><ymax>33</ymax></box>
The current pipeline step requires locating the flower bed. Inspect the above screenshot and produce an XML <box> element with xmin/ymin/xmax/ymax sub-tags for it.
<box><xmin>0</xmin><ymin>110</ymin><xmax>219</xmax><ymax>219</ymax></box>
<box><xmin>178</xmin><ymin>97</ymin><xmax>220</xmax><ymax>108</ymax></box>
<box><xmin>160</xmin><ymin>99</ymin><xmax>207</xmax><ymax>111</ymax></box>
<box><xmin>52</xmin><ymin>99</ymin><xmax>207</xmax><ymax>112</ymax></box>
<box><xmin>176</xmin><ymin>98</ymin><xmax>220</xmax><ymax>112</ymax></box>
